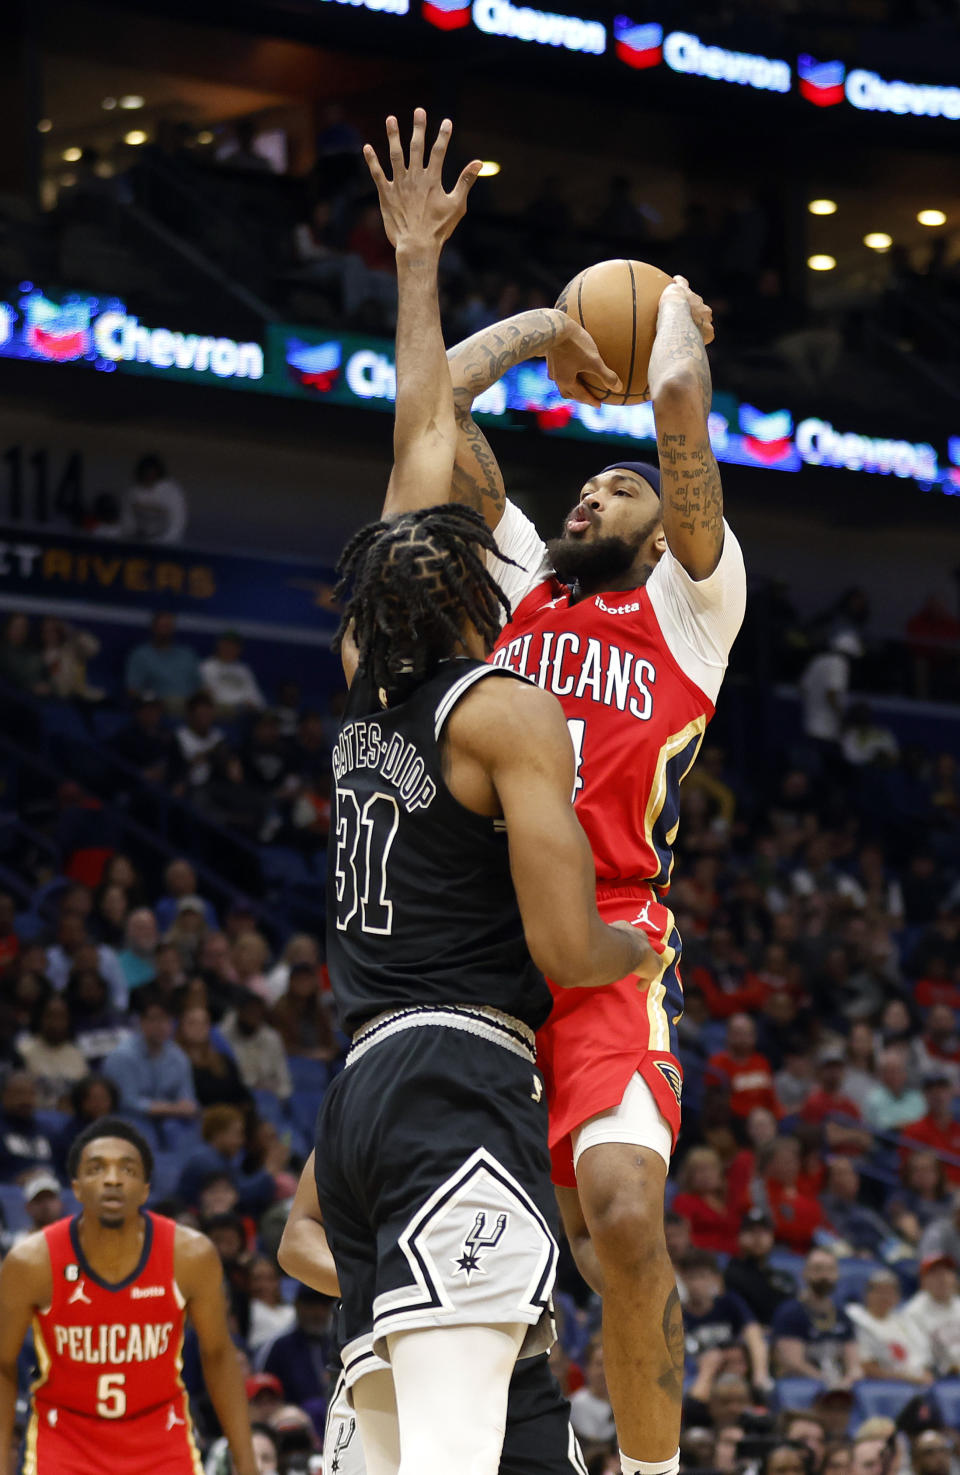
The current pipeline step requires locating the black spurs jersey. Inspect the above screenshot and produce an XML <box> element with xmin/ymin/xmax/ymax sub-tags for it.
<box><xmin>327</xmin><ymin>659</ymin><xmax>551</xmax><ymax>1036</ymax></box>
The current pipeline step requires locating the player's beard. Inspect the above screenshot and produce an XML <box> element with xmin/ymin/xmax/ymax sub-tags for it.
<box><xmin>547</xmin><ymin>518</ymin><xmax>657</xmax><ymax>594</ymax></box>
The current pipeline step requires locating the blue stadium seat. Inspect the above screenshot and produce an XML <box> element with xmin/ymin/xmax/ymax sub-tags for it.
<box><xmin>932</xmin><ymin>1379</ymin><xmax>960</xmax><ymax>1427</ymax></box>
<box><xmin>773</xmin><ymin>1377</ymin><xmax>824</xmax><ymax>1410</ymax></box>
<box><xmin>0</xmin><ymin>1184</ymin><xmax>30</xmax><ymax>1232</ymax></box>
<box><xmin>850</xmin><ymin>1380</ymin><xmax>919</xmax><ymax>1425</ymax></box>
<box><xmin>253</xmin><ymin>1089</ymin><xmax>288</xmax><ymax>1128</ymax></box>
<box><xmin>34</xmin><ymin>1109</ymin><xmax>70</xmax><ymax>1138</ymax></box>
<box><xmin>288</xmin><ymin>1057</ymin><xmax>330</xmax><ymax>1093</ymax></box>
<box><xmin>280</xmin><ymin>1276</ymin><xmax>300</xmax><ymax>1305</ymax></box>
<box><xmin>259</xmin><ymin>846</ymin><xmax>314</xmax><ymax>887</ymax></box>
<box><xmin>288</xmin><ymin>1089</ymin><xmax>326</xmax><ymax>1141</ymax></box>
<box><xmin>149</xmin><ymin>1152</ymin><xmax>183</xmax><ymax>1201</ymax></box>
<box><xmin>768</xmin><ymin>1247</ymin><xmax>805</xmax><ymax>1280</ymax></box>
<box><xmin>837</xmin><ymin>1260</ymin><xmax>881</xmax><ymax>1306</ymax></box>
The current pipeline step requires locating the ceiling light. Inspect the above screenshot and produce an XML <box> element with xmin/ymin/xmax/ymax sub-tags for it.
<box><xmin>101</xmin><ymin>97</ymin><xmax>117</xmax><ymax>111</ymax></box>
<box><xmin>62</xmin><ymin>147</ymin><xmax>82</xmax><ymax>163</ymax></box>
<box><xmin>807</xmin><ymin>254</ymin><xmax>836</xmax><ymax>271</ymax></box>
<box><xmin>808</xmin><ymin>199</ymin><xmax>837</xmax><ymax>216</ymax></box>
<box><xmin>478</xmin><ymin>160</ymin><xmax>501</xmax><ymax>177</ymax></box>
<box><xmin>864</xmin><ymin>232</ymin><xmax>892</xmax><ymax>251</ymax></box>
<box><xmin>918</xmin><ymin>209</ymin><xmax>946</xmax><ymax>227</ymax></box>
<box><xmin>37</xmin><ymin>118</ymin><xmax>52</xmax><ymax>134</ymax></box>
<box><xmin>124</xmin><ymin>130</ymin><xmax>148</xmax><ymax>146</ymax></box>
<box><xmin>196</xmin><ymin>130</ymin><xmax>214</xmax><ymax>146</ymax></box>
<box><xmin>119</xmin><ymin>95</ymin><xmax>145</xmax><ymax>110</ymax></box>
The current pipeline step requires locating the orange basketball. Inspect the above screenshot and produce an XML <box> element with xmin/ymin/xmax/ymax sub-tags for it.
<box><xmin>556</xmin><ymin>259</ymin><xmax>673</xmax><ymax>405</ymax></box>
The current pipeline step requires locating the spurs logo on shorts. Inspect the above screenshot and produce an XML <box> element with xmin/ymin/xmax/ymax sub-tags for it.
<box><xmin>453</xmin><ymin>1210</ymin><xmax>509</xmax><ymax>1281</ymax></box>
<box><xmin>653</xmin><ymin>1058</ymin><xmax>683</xmax><ymax>1105</ymax></box>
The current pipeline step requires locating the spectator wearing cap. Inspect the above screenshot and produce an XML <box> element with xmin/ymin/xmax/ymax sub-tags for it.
<box><xmin>864</xmin><ymin>1048</ymin><xmax>926</xmax><ymax>1134</ymax></box>
<box><xmin>109</xmin><ymin>693</ymin><xmax>176</xmax><ymax>786</ymax></box>
<box><xmin>220</xmin><ymin>993</ymin><xmax>292</xmax><ymax>1100</ymax></box>
<box><xmin>16</xmin><ymin>995</ymin><xmax>88</xmax><ymax>1108</ymax></box>
<box><xmin>846</xmin><ymin>1269</ymin><xmax>932</xmax><ymax>1384</ymax></box>
<box><xmin>680</xmin><ymin>1250</ymin><xmax>771</xmax><ymax>1396</ymax></box>
<box><xmin>820</xmin><ymin>1158</ymin><xmax>903</xmax><ymax>1259</ymax></box>
<box><xmin>126</xmin><ymin>612</ymin><xmax>201</xmax><ymax>713</ymax></box>
<box><xmin>154</xmin><ymin>859</ymin><xmax>218</xmax><ymax>933</ymax></box>
<box><xmin>706</xmin><ymin>1014</ymin><xmax>779</xmax><ymax>1121</ymax></box>
<box><xmin>102</xmin><ymin>992</ymin><xmax>197</xmax><ymax>1131</ymax></box>
<box><xmin>177</xmin><ymin>1105</ymin><xmax>273</xmax><ymax>1217</ymax></box>
<box><xmin>200</xmin><ymin>632</ymin><xmax>265</xmax><ymax>718</ymax></box>
<box><xmin>0</xmin><ymin>1071</ymin><xmax>58</xmax><ymax>1182</ymax></box>
<box><xmin>8</xmin><ymin>1171</ymin><xmax>64</xmax><ymax>1245</ymax></box>
<box><xmin>204</xmin><ymin>1379</ymin><xmax>283</xmax><ymax>1475</ymax></box>
<box><xmin>672</xmin><ymin>1147</ymin><xmax>743</xmax><ymax>1256</ymax></box>
<box><xmin>255</xmin><ymin>1285</ymin><xmax>335</xmax><ymax>1416</ymax></box>
<box><xmin>900</xmin><ymin>1071</ymin><xmax>960</xmax><ymax>1184</ymax></box>
<box><xmin>771</xmin><ymin>1248</ymin><xmax>860</xmax><ymax>1387</ymax></box>
<box><xmin>725</xmin><ymin>1210</ymin><xmax>796</xmax><ymax>1325</ymax></box>
<box><xmin>902</xmin><ymin>1255</ymin><xmax>960</xmax><ymax>1376</ymax></box>
<box><xmin>800</xmin><ymin>1048</ymin><xmax>872</xmax><ymax>1156</ymax></box>
<box><xmin>163</xmin><ymin>896</ymin><xmax>210</xmax><ymax>973</ymax></box>
<box><xmin>245</xmin><ymin>1373</ymin><xmax>284</xmax><ymax>1423</ymax></box>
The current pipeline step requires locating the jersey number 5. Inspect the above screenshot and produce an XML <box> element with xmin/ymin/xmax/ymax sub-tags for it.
<box><xmin>335</xmin><ymin>790</ymin><xmax>400</xmax><ymax>936</ymax></box>
<box><xmin>96</xmin><ymin>1372</ymin><xmax>126</xmax><ymax>1418</ymax></box>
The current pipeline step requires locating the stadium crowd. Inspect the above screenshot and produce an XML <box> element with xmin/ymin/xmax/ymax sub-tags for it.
<box><xmin>0</xmin><ymin>583</ymin><xmax>959</xmax><ymax>1475</ymax></box>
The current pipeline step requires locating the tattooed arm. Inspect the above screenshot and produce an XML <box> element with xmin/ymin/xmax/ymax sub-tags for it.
<box><xmin>442</xmin><ymin>310</ymin><xmax>620</xmax><ymax>531</ymax></box>
<box><xmin>647</xmin><ymin>276</ymin><xmax>723</xmax><ymax>581</ymax></box>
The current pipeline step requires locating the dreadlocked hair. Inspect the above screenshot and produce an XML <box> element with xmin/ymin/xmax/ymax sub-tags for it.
<box><xmin>333</xmin><ymin>503</ymin><xmax>516</xmax><ymax>702</ymax></box>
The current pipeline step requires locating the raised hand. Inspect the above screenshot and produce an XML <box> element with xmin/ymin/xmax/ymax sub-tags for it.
<box><xmin>363</xmin><ymin>108</ymin><xmax>482</xmax><ymax>252</ymax></box>
<box><xmin>546</xmin><ymin>318</ymin><xmax>623</xmax><ymax>406</ymax></box>
<box><xmin>658</xmin><ymin>274</ymin><xmax>715</xmax><ymax>345</ymax></box>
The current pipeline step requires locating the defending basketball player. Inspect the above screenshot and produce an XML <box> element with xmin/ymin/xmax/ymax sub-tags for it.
<box><xmin>0</xmin><ymin>1118</ymin><xmax>257</xmax><ymax>1475</ymax></box>
<box><xmin>311</xmin><ymin>111</ymin><xmax>658</xmax><ymax>1475</ymax></box>
<box><xmin>364</xmin><ymin>115</ymin><xmax>746</xmax><ymax>1475</ymax></box>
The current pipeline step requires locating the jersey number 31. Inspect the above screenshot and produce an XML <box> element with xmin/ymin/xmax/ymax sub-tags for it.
<box><xmin>335</xmin><ymin>790</ymin><xmax>399</xmax><ymax>936</ymax></box>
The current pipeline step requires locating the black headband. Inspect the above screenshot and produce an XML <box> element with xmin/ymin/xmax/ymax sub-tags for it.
<box><xmin>599</xmin><ymin>460</ymin><xmax>661</xmax><ymax>496</ymax></box>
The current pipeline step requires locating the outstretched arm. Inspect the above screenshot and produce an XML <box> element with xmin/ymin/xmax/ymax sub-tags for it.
<box><xmin>364</xmin><ymin>110</ymin><xmax>481</xmax><ymax>519</ymax></box>
<box><xmin>177</xmin><ymin>1230</ymin><xmax>258</xmax><ymax>1475</ymax></box>
<box><xmin>647</xmin><ymin>277</ymin><xmax>723</xmax><ymax>581</ymax></box>
<box><xmin>444</xmin><ymin>310</ymin><xmax>621</xmax><ymax>531</ymax></box>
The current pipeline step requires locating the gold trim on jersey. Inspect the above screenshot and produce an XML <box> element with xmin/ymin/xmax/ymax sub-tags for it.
<box><xmin>173</xmin><ymin>1325</ymin><xmax>204</xmax><ymax>1475</ymax></box>
<box><xmin>644</xmin><ymin>904</ymin><xmax>678</xmax><ymax>1053</ymax></box>
<box><xmin>644</xmin><ymin>717</ymin><xmax>706</xmax><ymax>890</ymax></box>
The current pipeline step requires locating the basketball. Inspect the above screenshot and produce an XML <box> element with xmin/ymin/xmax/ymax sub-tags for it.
<box><xmin>556</xmin><ymin>259</ymin><xmax>674</xmax><ymax>404</ymax></box>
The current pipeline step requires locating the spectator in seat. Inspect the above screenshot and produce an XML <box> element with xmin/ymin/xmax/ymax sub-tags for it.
<box><xmin>200</xmin><ymin>633</ymin><xmax>265</xmax><ymax>718</ymax></box>
<box><xmin>45</xmin><ymin>912</ymin><xmax>128</xmax><ymax>1012</ymax></box>
<box><xmin>681</xmin><ymin>1249</ymin><xmax>771</xmax><ymax>1397</ymax></box>
<box><xmin>103</xmin><ymin>992</ymin><xmax>197</xmax><ymax>1132</ymax></box>
<box><xmin>171</xmin><ymin>692</ymin><xmax>225</xmax><ymax>793</ymax></box>
<box><xmin>798</xmin><ymin>633</ymin><xmax>860</xmax><ymax>757</ymax></box>
<box><xmin>0</xmin><ymin>891</ymin><xmax>20</xmax><ymax>977</ymax></box>
<box><xmin>840</xmin><ymin>1023</ymin><xmax>878</xmax><ymax>1115</ymax></box>
<box><xmin>900</xmin><ymin>1071</ymin><xmax>960</xmax><ymax>1183</ymax></box>
<box><xmin>919</xmin><ymin>1192</ymin><xmax>960</xmax><ymax>1267</ymax></box>
<box><xmin>779</xmin><ymin>1414</ymin><xmax>826</xmax><ymax>1470</ymax></box>
<box><xmin>724</xmin><ymin>1209</ymin><xmax>796</xmax><ymax>1325</ymax></box>
<box><xmin>865</xmin><ymin>1047</ymin><xmax>925</xmax><ymax>1134</ymax></box>
<box><xmin>706</xmin><ymin>1013</ymin><xmax>779</xmax><ymax>1120</ymax></box>
<box><xmin>685</xmin><ymin>1370</ymin><xmax>751</xmax><ymax>1434</ymax></box>
<box><xmin>176</xmin><ymin>1004</ymin><xmax>251</xmax><ymax>1109</ymax></box>
<box><xmin>257</xmin><ymin>1285</ymin><xmax>336</xmax><ymax>1413</ymax></box>
<box><xmin>163</xmin><ymin>897</ymin><xmax>210</xmax><ymax>973</ymax></box>
<box><xmin>196</xmin><ymin>932</ymin><xmax>244</xmax><ymax>1020</ymax></box>
<box><xmin>231</xmin><ymin>933</ymin><xmax>272</xmax><ymax>1002</ymax></box>
<box><xmin>727</xmin><ymin>1106</ymin><xmax>779</xmax><ymax>1212</ymax></box>
<box><xmin>91</xmin><ymin>882</ymin><xmax>130</xmax><ymax>949</ymax></box>
<box><xmin>154</xmin><ymin>859</ymin><xmax>218</xmax><ymax>933</ymax></box>
<box><xmin>846</xmin><ymin>1268</ymin><xmax>932</xmax><ymax>1385</ymax></box>
<box><xmin>0</xmin><ymin>1072</ymin><xmax>57</xmax><ymax>1181</ymax></box>
<box><xmin>116</xmin><ymin>908</ymin><xmax>158</xmax><ymax>994</ymax></box>
<box><xmin>909</xmin><ymin>1432</ymin><xmax>952</xmax><ymax>1475</ymax></box>
<box><xmin>38</xmin><ymin>617</ymin><xmax>102</xmax><ymax>702</ymax></box>
<box><xmin>887</xmin><ymin>1152</ymin><xmax>953</xmax><ymax>1247</ymax></box>
<box><xmin>760</xmin><ymin>1443</ymin><xmax>816</xmax><ymax>1475</ymax></box>
<box><xmin>52</xmin><ymin>1075</ymin><xmax>118</xmax><ymax>1175</ymax></box>
<box><xmin>110</xmin><ymin>694</ymin><xmax>176</xmax><ymax>785</ymax></box>
<box><xmin>771</xmin><ymin>1248</ymin><xmax>860</xmax><ymax>1387</ymax></box>
<box><xmin>124</xmin><ymin>454</ymin><xmax>187</xmax><ymax>544</ymax></box>
<box><xmin>177</xmin><ymin>1104</ymin><xmax>274</xmax><ymax>1218</ymax></box>
<box><xmin>16</xmin><ymin>995</ymin><xmax>88</xmax><ymax>1108</ymax></box>
<box><xmin>820</xmin><ymin>1157</ymin><xmax>902</xmax><ymax>1259</ymax></box>
<box><xmin>0</xmin><ymin>612</ymin><xmax>49</xmax><ymax>695</ymax></box>
<box><xmin>221</xmin><ymin>993</ymin><xmax>292</xmax><ymax>1100</ymax></box>
<box><xmin>12</xmin><ymin>1170</ymin><xmax>64</xmax><ymax>1243</ymax></box>
<box><xmin>247</xmin><ymin>1256</ymin><xmax>296</xmax><ymax>1354</ymax></box>
<box><xmin>672</xmin><ymin>1147</ymin><xmax>742</xmax><ymax>1255</ymax></box>
<box><xmin>775</xmin><ymin>1048</ymin><xmax>817</xmax><ymax>1115</ymax></box>
<box><xmin>902</xmin><ymin>1255</ymin><xmax>960</xmax><ymax>1377</ymax></box>
<box><xmin>913</xmin><ymin>1005</ymin><xmax>960</xmax><ymax>1086</ymax></box>
<box><xmin>126</xmin><ymin>612</ymin><xmax>201</xmax><ymax>712</ymax></box>
<box><xmin>800</xmin><ymin>1047</ymin><xmax>872</xmax><ymax>1156</ymax></box>
<box><xmin>263</xmin><ymin>934</ymin><xmax>321</xmax><ymax>1006</ymax></box>
<box><xmin>65</xmin><ymin>969</ymin><xmax>130</xmax><ymax>1067</ymax></box>
<box><xmin>569</xmin><ymin>1336</ymin><xmax>615</xmax><ymax>1444</ymax></box>
<box><xmin>750</xmin><ymin>1136</ymin><xmax>824</xmax><ymax>1253</ymax></box>
<box><xmin>270</xmin><ymin>963</ymin><xmax>337</xmax><ymax>1063</ymax></box>
<box><xmin>287</xmin><ymin>710</ymin><xmax>329</xmax><ymax>791</ymax></box>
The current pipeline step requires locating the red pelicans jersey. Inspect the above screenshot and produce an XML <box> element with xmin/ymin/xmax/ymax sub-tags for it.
<box><xmin>488</xmin><ymin>500</ymin><xmax>746</xmax><ymax>1183</ymax></box>
<box><xmin>26</xmin><ymin>1212</ymin><xmax>201</xmax><ymax>1475</ymax></box>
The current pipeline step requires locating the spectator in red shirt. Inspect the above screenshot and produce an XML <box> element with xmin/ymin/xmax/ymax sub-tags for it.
<box><xmin>900</xmin><ymin>1072</ymin><xmax>960</xmax><ymax>1185</ymax></box>
<box><xmin>800</xmin><ymin>1048</ymin><xmax>873</xmax><ymax>1156</ymax></box>
<box><xmin>0</xmin><ymin>892</ymin><xmax>19</xmax><ymax>976</ymax></box>
<box><xmin>750</xmin><ymin>1135</ymin><xmax>825</xmax><ymax>1253</ymax></box>
<box><xmin>727</xmin><ymin>1106</ymin><xmax>779</xmax><ymax>1214</ymax></box>
<box><xmin>707</xmin><ymin>1014</ymin><xmax>779</xmax><ymax>1120</ymax></box>
<box><xmin>914</xmin><ymin>959</ymin><xmax>960</xmax><ymax>1013</ymax></box>
<box><xmin>672</xmin><ymin>1146</ymin><xmax>743</xmax><ymax>1256</ymax></box>
<box><xmin>691</xmin><ymin>931</ymin><xmax>767</xmax><ymax>1019</ymax></box>
<box><xmin>914</xmin><ymin>1005</ymin><xmax>960</xmax><ymax>1087</ymax></box>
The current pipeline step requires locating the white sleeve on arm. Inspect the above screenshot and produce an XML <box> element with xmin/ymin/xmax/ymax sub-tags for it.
<box><xmin>646</xmin><ymin>521</ymin><xmax>746</xmax><ymax>705</ymax></box>
<box><xmin>486</xmin><ymin>499</ymin><xmax>552</xmax><ymax>623</ymax></box>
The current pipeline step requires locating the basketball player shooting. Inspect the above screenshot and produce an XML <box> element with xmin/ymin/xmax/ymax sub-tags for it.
<box><xmin>0</xmin><ymin>1118</ymin><xmax>257</xmax><ymax>1475</ymax></box>
<box><xmin>364</xmin><ymin>118</ymin><xmax>747</xmax><ymax>1475</ymax></box>
<box><xmin>306</xmin><ymin>110</ymin><xmax>659</xmax><ymax>1475</ymax></box>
